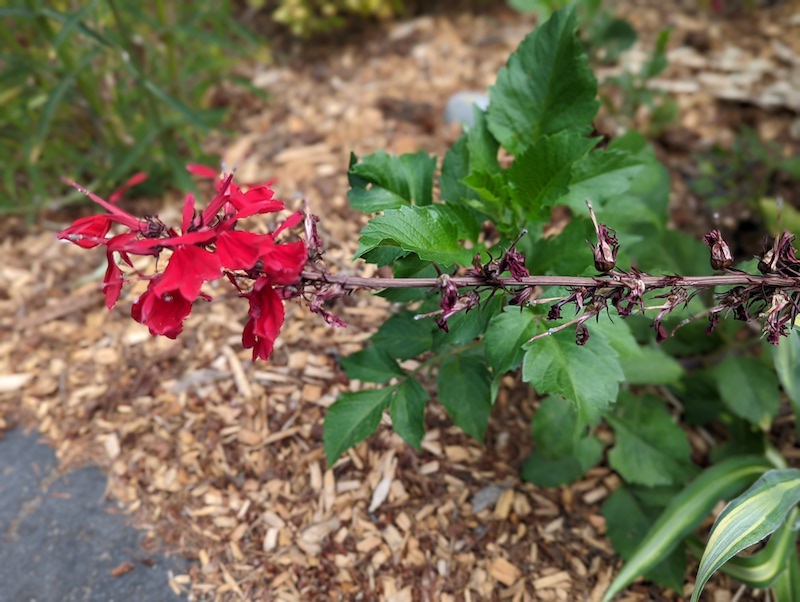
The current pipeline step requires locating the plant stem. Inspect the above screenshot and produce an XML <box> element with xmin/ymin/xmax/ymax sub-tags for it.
<box><xmin>301</xmin><ymin>270</ymin><xmax>800</xmax><ymax>291</ymax></box>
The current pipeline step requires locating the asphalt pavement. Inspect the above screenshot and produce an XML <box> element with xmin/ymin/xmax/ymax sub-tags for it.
<box><xmin>0</xmin><ymin>428</ymin><xmax>190</xmax><ymax>602</ymax></box>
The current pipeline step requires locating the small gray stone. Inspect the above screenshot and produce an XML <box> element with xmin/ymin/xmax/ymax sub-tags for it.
<box><xmin>443</xmin><ymin>91</ymin><xmax>490</xmax><ymax>127</ymax></box>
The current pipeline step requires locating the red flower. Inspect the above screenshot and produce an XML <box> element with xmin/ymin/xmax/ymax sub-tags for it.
<box><xmin>151</xmin><ymin>245</ymin><xmax>221</xmax><ymax>302</ymax></box>
<box><xmin>242</xmin><ymin>277</ymin><xmax>285</xmax><ymax>361</ymax></box>
<box><xmin>58</xmin><ymin>165</ymin><xmax>306</xmax><ymax>360</ymax></box>
<box><xmin>131</xmin><ymin>282</ymin><xmax>194</xmax><ymax>339</ymax></box>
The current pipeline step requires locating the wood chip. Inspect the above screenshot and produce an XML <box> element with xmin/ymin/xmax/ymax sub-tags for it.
<box><xmin>489</xmin><ymin>557</ymin><xmax>521</xmax><ymax>586</ymax></box>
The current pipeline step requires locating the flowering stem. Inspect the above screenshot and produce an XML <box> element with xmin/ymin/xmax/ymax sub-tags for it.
<box><xmin>300</xmin><ymin>270</ymin><xmax>800</xmax><ymax>291</ymax></box>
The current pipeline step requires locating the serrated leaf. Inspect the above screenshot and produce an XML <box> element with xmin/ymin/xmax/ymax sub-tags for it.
<box><xmin>437</xmin><ymin>355</ymin><xmax>492</xmax><ymax>441</ymax></box>
<box><xmin>522</xmin><ymin>326</ymin><xmax>624</xmax><ymax>425</ymax></box>
<box><xmin>522</xmin><ymin>395</ymin><xmax>602</xmax><ymax>486</ymax></box>
<box><xmin>487</xmin><ymin>7</ymin><xmax>599</xmax><ymax>156</ymax></box>
<box><xmin>324</xmin><ymin>388</ymin><xmax>394</xmax><ymax>464</ymax></box>
<box><xmin>340</xmin><ymin>346</ymin><xmax>405</xmax><ymax>383</ymax></box>
<box><xmin>602</xmin><ymin>486</ymin><xmax>686</xmax><ymax>591</ymax></box>
<box><xmin>507</xmin><ymin>130</ymin><xmax>598</xmax><ymax>221</ymax></box>
<box><xmin>692</xmin><ymin>469</ymin><xmax>800</xmax><ymax>602</ymax></box>
<box><xmin>355</xmin><ymin>205</ymin><xmax>475</xmax><ymax>267</ymax></box>
<box><xmin>370</xmin><ymin>310</ymin><xmax>434</xmax><ymax>360</ymax></box>
<box><xmin>484</xmin><ymin>309</ymin><xmax>539</xmax><ymax>374</ymax></box>
<box><xmin>713</xmin><ymin>355</ymin><xmax>780</xmax><ymax>426</ymax></box>
<box><xmin>390</xmin><ymin>378</ymin><xmax>429</xmax><ymax>449</ymax></box>
<box><xmin>560</xmin><ymin>148</ymin><xmax>646</xmax><ymax>213</ymax></box>
<box><xmin>347</xmin><ymin>150</ymin><xmax>437</xmax><ymax>212</ymax></box>
<box><xmin>607</xmin><ymin>393</ymin><xmax>695</xmax><ymax>487</ymax></box>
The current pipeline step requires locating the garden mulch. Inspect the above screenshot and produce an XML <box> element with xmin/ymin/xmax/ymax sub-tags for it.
<box><xmin>2</xmin><ymin>1</ymin><xmax>800</xmax><ymax>600</ymax></box>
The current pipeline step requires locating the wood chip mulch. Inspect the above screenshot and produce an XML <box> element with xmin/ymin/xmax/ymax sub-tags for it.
<box><xmin>2</xmin><ymin>2</ymin><xmax>799</xmax><ymax>600</ymax></box>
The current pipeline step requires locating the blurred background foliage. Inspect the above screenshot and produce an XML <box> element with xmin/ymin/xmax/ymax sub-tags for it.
<box><xmin>1</xmin><ymin>0</ymin><xmax>271</xmax><ymax>218</ymax></box>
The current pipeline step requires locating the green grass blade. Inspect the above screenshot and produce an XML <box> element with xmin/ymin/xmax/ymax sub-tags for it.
<box><xmin>691</xmin><ymin>470</ymin><xmax>800</xmax><ymax>601</ymax></box>
<box><xmin>602</xmin><ymin>455</ymin><xmax>771</xmax><ymax>602</ymax></box>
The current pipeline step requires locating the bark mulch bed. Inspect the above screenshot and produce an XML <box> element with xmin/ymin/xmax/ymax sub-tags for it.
<box><xmin>2</xmin><ymin>1</ymin><xmax>799</xmax><ymax>600</ymax></box>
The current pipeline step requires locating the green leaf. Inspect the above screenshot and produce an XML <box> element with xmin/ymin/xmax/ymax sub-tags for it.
<box><xmin>355</xmin><ymin>204</ymin><xmax>475</xmax><ymax>267</ymax></box>
<box><xmin>487</xmin><ymin>7</ymin><xmax>599</xmax><ymax>156</ymax></box>
<box><xmin>348</xmin><ymin>150</ymin><xmax>437</xmax><ymax>212</ymax></box>
<box><xmin>370</xmin><ymin>311</ymin><xmax>434</xmax><ymax>360</ymax></box>
<box><xmin>324</xmin><ymin>388</ymin><xmax>394</xmax><ymax>464</ymax></box>
<box><xmin>620</xmin><ymin>345</ymin><xmax>684</xmax><ymax>385</ymax></box>
<box><xmin>437</xmin><ymin>354</ymin><xmax>492</xmax><ymax>441</ymax></box>
<box><xmin>607</xmin><ymin>393</ymin><xmax>695</xmax><ymax>487</ymax></box>
<box><xmin>532</xmin><ymin>395</ymin><xmax>583</xmax><ymax>457</ymax></box>
<box><xmin>713</xmin><ymin>355</ymin><xmax>780</xmax><ymax>426</ymax></box>
<box><xmin>465</xmin><ymin>107</ymin><xmax>500</xmax><ymax>173</ymax></box>
<box><xmin>602</xmin><ymin>455</ymin><xmax>772</xmax><ymax>602</ymax></box>
<box><xmin>390</xmin><ymin>378</ymin><xmax>429</xmax><ymax>449</ymax></box>
<box><xmin>340</xmin><ymin>346</ymin><xmax>405</xmax><ymax>383</ymax></box>
<box><xmin>692</xmin><ymin>470</ymin><xmax>800</xmax><ymax>602</ymax></box>
<box><xmin>560</xmin><ymin>147</ymin><xmax>646</xmax><ymax>213</ymax></box>
<box><xmin>521</xmin><ymin>443</ymin><xmax>601</xmax><ymax>487</ymax></box>
<box><xmin>771</xmin><ymin>327</ymin><xmax>800</xmax><ymax>438</ymax></box>
<box><xmin>484</xmin><ymin>309</ymin><xmax>539</xmax><ymax>374</ymax></box>
<box><xmin>522</xmin><ymin>326</ymin><xmax>624</xmax><ymax>425</ymax></box>
<box><xmin>521</xmin><ymin>395</ymin><xmax>603</xmax><ymax>486</ymax></box>
<box><xmin>507</xmin><ymin>130</ymin><xmax>598</xmax><ymax>221</ymax></box>
<box><xmin>603</xmin><ymin>486</ymin><xmax>686</xmax><ymax>591</ymax></box>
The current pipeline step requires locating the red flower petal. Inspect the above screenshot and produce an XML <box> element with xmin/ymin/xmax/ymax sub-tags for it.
<box><xmin>186</xmin><ymin>163</ymin><xmax>219</xmax><ymax>178</ymax></box>
<box><xmin>230</xmin><ymin>186</ymin><xmax>284</xmax><ymax>219</ymax></box>
<box><xmin>152</xmin><ymin>245</ymin><xmax>221</xmax><ymax>302</ymax></box>
<box><xmin>260</xmin><ymin>240</ymin><xmax>306</xmax><ymax>285</ymax></box>
<box><xmin>58</xmin><ymin>215</ymin><xmax>112</xmax><ymax>248</ymax></box>
<box><xmin>215</xmin><ymin>230</ymin><xmax>272</xmax><ymax>271</ymax></box>
<box><xmin>181</xmin><ymin>193</ymin><xmax>196</xmax><ymax>233</ymax></box>
<box><xmin>242</xmin><ymin>278</ymin><xmax>284</xmax><ymax>361</ymax></box>
<box><xmin>131</xmin><ymin>283</ymin><xmax>193</xmax><ymax>339</ymax></box>
<box><xmin>102</xmin><ymin>250</ymin><xmax>124</xmax><ymax>309</ymax></box>
<box><xmin>108</xmin><ymin>172</ymin><xmax>147</xmax><ymax>204</ymax></box>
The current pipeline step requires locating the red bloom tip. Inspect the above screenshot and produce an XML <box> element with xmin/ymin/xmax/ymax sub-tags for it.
<box><xmin>186</xmin><ymin>163</ymin><xmax>220</xmax><ymax>178</ymax></box>
<box><xmin>108</xmin><ymin>172</ymin><xmax>148</xmax><ymax>204</ymax></box>
<box><xmin>58</xmin><ymin>215</ymin><xmax>113</xmax><ymax>249</ymax></box>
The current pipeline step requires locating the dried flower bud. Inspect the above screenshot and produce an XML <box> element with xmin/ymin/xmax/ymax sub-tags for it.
<box><xmin>509</xmin><ymin>286</ymin><xmax>534</xmax><ymax>306</ymax></box>
<box><xmin>586</xmin><ymin>200</ymin><xmax>618</xmax><ymax>272</ymax></box>
<box><xmin>576</xmin><ymin>324</ymin><xmax>590</xmax><ymax>346</ymax></box>
<box><xmin>706</xmin><ymin>313</ymin><xmax>720</xmax><ymax>335</ymax></box>
<box><xmin>702</xmin><ymin>230</ymin><xmax>733</xmax><ymax>271</ymax></box>
<box><xmin>654</xmin><ymin>321</ymin><xmax>668</xmax><ymax>343</ymax></box>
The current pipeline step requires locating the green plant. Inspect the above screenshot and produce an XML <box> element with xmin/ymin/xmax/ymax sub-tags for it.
<box><xmin>335</xmin><ymin>8</ymin><xmax>798</xmax><ymax>598</ymax></box>
<box><xmin>62</xmin><ymin>6</ymin><xmax>800</xmax><ymax>599</ymax></box>
<box><xmin>0</xmin><ymin>0</ymin><xmax>261</xmax><ymax>218</ymax></box>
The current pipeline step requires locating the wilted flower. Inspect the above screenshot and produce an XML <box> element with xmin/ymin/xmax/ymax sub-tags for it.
<box><xmin>586</xmin><ymin>200</ymin><xmax>618</xmax><ymax>273</ymax></box>
<box><xmin>702</xmin><ymin>230</ymin><xmax>733</xmax><ymax>271</ymax></box>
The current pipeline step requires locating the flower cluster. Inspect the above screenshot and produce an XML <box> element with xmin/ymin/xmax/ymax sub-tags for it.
<box><xmin>58</xmin><ymin>165</ymin><xmax>306</xmax><ymax>360</ymax></box>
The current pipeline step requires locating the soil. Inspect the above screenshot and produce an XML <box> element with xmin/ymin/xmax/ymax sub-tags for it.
<box><xmin>2</xmin><ymin>1</ymin><xmax>799</xmax><ymax>600</ymax></box>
